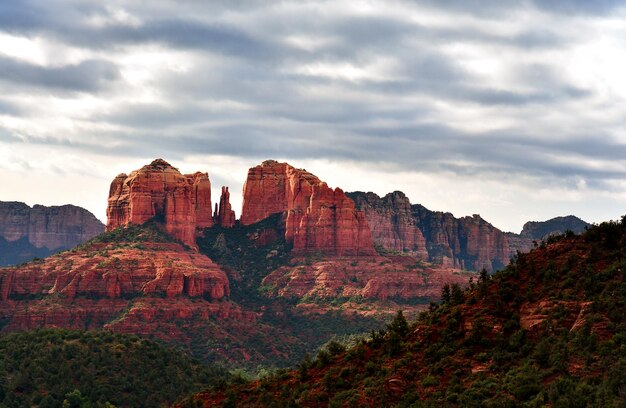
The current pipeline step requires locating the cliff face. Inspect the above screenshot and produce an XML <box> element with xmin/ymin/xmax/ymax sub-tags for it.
<box><xmin>346</xmin><ymin>191</ymin><xmax>428</xmax><ymax>258</ymax></box>
<box><xmin>241</xmin><ymin>161</ymin><xmax>375</xmax><ymax>256</ymax></box>
<box><xmin>520</xmin><ymin>215</ymin><xmax>590</xmax><ymax>240</ymax></box>
<box><xmin>412</xmin><ymin>204</ymin><xmax>510</xmax><ymax>272</ymax></box>
<box><xmin>262</xmin><ymin>257</ymin><xmax>470</xmax><ymax>303</ymax></box>
<box><xmin>106</xmin><ymin>159</ymin><xmax>214</xmax><ymax>248</ymax></box>
<box><xmin>0</xmin><ymin>201</ymin><xmax>104</xmax><ymax>266</ymax></box>
<box><xmin>349</xmin><ymin>192</ymin><xmax>510</xmax><ymax>272</ymax></box>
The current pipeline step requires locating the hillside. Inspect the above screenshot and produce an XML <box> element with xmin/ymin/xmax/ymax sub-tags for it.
<box><xmin>0</xmin><ymin>329</ymin><xmax>229</xmax><ymax>407</ymax></box>
<box><xmin>181</xmin><ymin>218</ymin><xmax>626</xmax><ymax>407</ymax></box>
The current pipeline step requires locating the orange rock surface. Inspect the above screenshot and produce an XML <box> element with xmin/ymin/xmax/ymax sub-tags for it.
<box><xmin>0</xmin><ymin>238</ymin><xmax>240</xmax><ymax>341</ymax></box>
<box><xmin>262</xmin><ymin>256</ymin><xmax>470</xmax><ymax>303</ymax></box>
<box><xmin>347</xmin><ymin>191</ymin><xmax>428</xmax><ymax>258</ymax></box>
<box><xmin>0</xmin><ymin>242</ymin><xmax>229</xmax><ymax>302</ymax></box>
<box><xmin>106</xmin><ymin>159</ymin><xmax>214</xmax><ymax>248</ymax></box>
<box><xmin>241</xmin><ymin>160</ymin><xmax>375</xmax><ymax>256</ymax></box>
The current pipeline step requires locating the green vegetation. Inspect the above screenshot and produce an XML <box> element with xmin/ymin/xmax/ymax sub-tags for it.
<box><xmin>196</xmin><ymin>215</ymin><xmax>381</xmax><ymax>369</ymax></box>
<box><xmin>197</xmin><ymin>214</ymin><xmax>292</xmax><ymax>306</ymax></box>
<box><xmin>0</xmin><ymin>329</ymin><xmax>230</xmax><ymax>408</ymax></box>
<box><xmin>190</xmin><ymin>218</ymin><xmax>626</xmax><ymax>407</ymax></box>
<box><xmin>86</xmin><ymin>221</ymin><xmax>175</xmax><ymax>246</ymax></box>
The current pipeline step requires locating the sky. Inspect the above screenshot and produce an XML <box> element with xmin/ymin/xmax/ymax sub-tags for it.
<box><xmin>1</xmin><ymin>0</ymin><xmax>626</xmax><ymax>233</ymax></box>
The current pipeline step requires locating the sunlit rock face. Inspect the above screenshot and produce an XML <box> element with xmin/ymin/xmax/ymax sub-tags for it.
<box><xmin>106</xmin><ymin>159</ymin><xmax>214</xmax><ymax>248</ymax></box>
<box><xmin>241</xmin><ymin>160</ymin><xmax>375</xmax><ymax>256</ymax></box>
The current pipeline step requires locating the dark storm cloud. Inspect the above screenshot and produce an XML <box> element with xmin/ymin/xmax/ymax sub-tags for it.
<box><xmin>0</xmin><ymin>57</ymin><xmax>119</xmax><ymax>92</ymax></box>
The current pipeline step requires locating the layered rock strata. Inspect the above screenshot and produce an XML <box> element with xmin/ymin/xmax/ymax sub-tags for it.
<box><xmin>106</xmin><ymin>159</ymin><xmax>213</xmax><ymax>248</ymax></box>
<box><xmin>262</xmin><ymin>257</ymin><xmax>470</xmax><ymax>302</ymax></box>
<box><xmin>349</xmin><ymin>191</ymin><xmax>510</xmax><ymax>272</ymax></box>
<box><xmin>241</xmin><ymin>160</ymin><xmax>375</xmax><ymax>256</ymax></box>
<box><xmin>347</xmin><ymin>191</ymin><xmax>428</xmax><ymax>258</ymax></box>
<box><xmin>0</xmin><ymin>242</ymin><xmax>229</xmax><ymax>302</ymax></box>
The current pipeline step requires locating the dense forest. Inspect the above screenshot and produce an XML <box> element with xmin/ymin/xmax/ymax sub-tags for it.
<box><xmin>0</xmin><ymin>329</ymin><xmax>230</xmax><ymax>407</ymax></box>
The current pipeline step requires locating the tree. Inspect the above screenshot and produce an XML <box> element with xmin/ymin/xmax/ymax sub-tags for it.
<box><xmin>450</xmin><ymin>284</ymin><xmax>464</xmax><ymax>305</ymax></box>
<box><xmin>441</xmin><ymin>284</ymin><xmax>451</xmax><ymax>304</ymax></box>
<box><xmin>62</xmin><ymin>389</ymin><xmax>92</xmax><ymax>408</ymax></box>
<box><xmin>387</xmin><ymin>310</ymin><xmax>409</xmax><ymax>337</ymax></box>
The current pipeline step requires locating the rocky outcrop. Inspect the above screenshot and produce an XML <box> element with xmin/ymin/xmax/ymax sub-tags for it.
<box><xmin>349</xmin><ymin>192</ymin><xmax>510</xmax><ymax>272</ymax></box>
<box><xmin>0</xmin><ymin>241</ymin><xmax>229</xmax><ymax>302</ymax></box>
<box><xmin>346</xmin><ymin>191</ymin><xmax>428</xmax><ymax>258</ymax></box>
<box><xmin>412</xmin><ymin>205</ymin><xmax>510</xmax><ymax>272</ymax></box>
<box><xmin>0</xmin><ymin>201</ymin><xmax>104</xmax><ymax>266</ymax></box>
<box><xmin>241</xmin><ymin>161</ymin><xmax>375</xmax><ymax>256</ymax></box>
<box><xmin>262</xmin><ymin>257</ymin><xmax>470</xmax><ymax>302</ymax></box>
<box><xmin>214</xmin><ymin>187</ymin><xmax>236</xmax><ymax>228</ymax></box>
<box><xmin>0</xmin><ymin>233</ymin><xmax>237</xmax><ymax>337</ymax></box>
<box><xmin>106</xmin><ymin>159</ymin><xmax>214</xmax><ymax>248</ymax></box>
<box><xmin>520</xmin><ymin>215</ymin><xmax>590</xmax><ymax>240</ymax></box>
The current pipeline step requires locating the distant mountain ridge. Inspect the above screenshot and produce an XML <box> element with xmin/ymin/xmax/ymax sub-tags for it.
<box><xmin>520</xmin><ymin>215</ymin><xmax>590</xmax><ymax>239</ymax></box>
<box><xmin>0</xmin><ymin>201</ymin><xmax>104</xmax><ymax>266</ymax></box>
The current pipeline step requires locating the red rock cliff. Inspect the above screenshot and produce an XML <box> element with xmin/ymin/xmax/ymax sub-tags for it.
<box><xmin>412</xmin><ymin>204</ymin><xmax>510</xmax><ymax>272</ymax></box>
<box><xmin>241</xmin><ymin>160</ymin><xmax>375</xmax><ymax>256</ymax></box>
<box><xmin>106</xmin><ymin>159</ymin><xmax>214</xmax><ymax>248</ymax></box>
<box><xmin>349</xmin><ymin>191</ymin><xmax>510</xmax><ymax>272</ymax></box>
<box><xmin>0</xmin><ymin>201</ymin><xmax>104</xmax><ymax>265</ymax></box>
<box><xmin>346</xmin><ymin>191</ymin><xmax>428</xmax><ymax>259</ymax></box>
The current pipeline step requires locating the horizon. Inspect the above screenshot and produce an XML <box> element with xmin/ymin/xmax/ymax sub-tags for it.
<box><xmin>2</xmin><ymin>1</ymin><xmax>626</xmax><ymax>232</ymax></box>
<box><xmin>2</xmin><ymin>155</ymin><xmax>603</xmax><ymax>234</ymax></box>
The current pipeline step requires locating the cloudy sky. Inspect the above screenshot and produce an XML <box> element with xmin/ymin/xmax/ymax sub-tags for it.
<box><xmin>1</xmin><ymin>0</ymin><xmax>626</xmax><ymax>232</ymax></box>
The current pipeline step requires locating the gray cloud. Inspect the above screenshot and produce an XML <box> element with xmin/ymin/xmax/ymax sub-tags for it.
<box><xmin>1</xmin><ymin>0</ymin><xmax>626</xmax><ymax>203</ymax></box>
<box><xmin>0</xmin><ymin>57</ymin><xmax>119</xmax><ymax>92</ymax></box>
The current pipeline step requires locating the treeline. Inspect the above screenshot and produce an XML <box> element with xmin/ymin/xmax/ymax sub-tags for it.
<box><xmin>0</xmin><ymin>329</ymin><xmax>230</xmax><ymax>407</ymax></box>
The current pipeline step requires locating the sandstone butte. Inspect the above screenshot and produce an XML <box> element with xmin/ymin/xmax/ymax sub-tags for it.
<box><xmin>106</xmin><ymin>159</ymin><xmax>237</xmax><ymax>249</ymax></box>
<box><xmin>240</xmin><ymin>160</ymin><xmax>376</xmax><ymax>256</ymax></box>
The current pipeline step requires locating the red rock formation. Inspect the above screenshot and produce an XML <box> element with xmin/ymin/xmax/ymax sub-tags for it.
<box><xmin>106</xmin><ymin>159</ymin><xmax>214</xmax><ymax>248</ymax></box>
<box><xmin>347</xmin><ymin>191</ymin><xmax>428</xmax><ymax>259</ymax></box>
<box><xmin>214</xmin><ymin>187</ymin><xmax>236</xmax><ymax>228</ymax></box>
<box><xmin>458</xmin><ymin>215</ymin><xmax>510</xmax><ymax>271</ymax></box>
<box><xmin>241</xmin><ymin>160</ymin><xmax>375</xmax><ymax>256</ymax></box>
<box><xmin>0</xmin><ymin>201</ymin><xmax>104</xmax><ymax>252</ymax></box>
<box><xmin>413</xmin><ymin>205</ymin><xmax>510</xmax><ymax>272</ymax></box>
<box><xmin>0</xmin><ymin>241</ymin><xmax>229</xmax><ymax>302</ymax></box>
<box><xmin>349</xmin><ymin>192</ymin><xmax>509</xmax><ymax>272</ymax></box>
<box><xmin>190</xmin><ymin>172</ymin><xmax>214</xmax><ymax>228</ymax></box>
<box><xmin>262</xmin><ymin>256</ymin><xmax>470</xmax><ymax>302</ymax></box>
<box><xmin>0</xmin><ymin>236</ymin><xmax>237</xmax><ymax>338</ymax></box>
